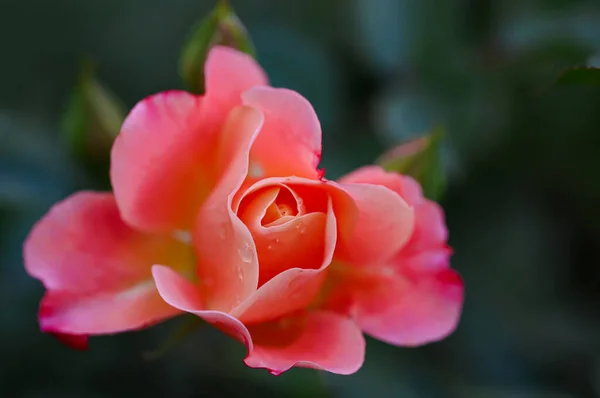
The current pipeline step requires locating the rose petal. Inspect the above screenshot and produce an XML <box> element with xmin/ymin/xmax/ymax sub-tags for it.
<box><xmin>339</xmin><ymin>165</ymin><xmax>425</xmax><ymax>204</ymax></box>
<box><xmin>242</xmin><ymin>87</ymin><xmax>322</xmax><ymax>180</ymax></box>
<box><xmin>333</xmin><ymin>182</ymin><xmax>415</xmax><ymax>267</ymax></box>
<box><xmin>233</xmin><ymin>199</ymin><xmax>336</xmax><ymax>324</ymax></box>
<box><xmin>152</xmin><ymin>265</ymin><xmax>253</xmax><ymax>349</ymax></box>
<box><xmin>205</xmin><ymin>46</ymin><xmax>268</xmax><ymax>108</ymax></box>
<box><xmin>340</xmin><ymin>166</ymin><xmax>450</xmax><ymax>271</ymax></box>
<box><xmin>338</xmin><ymin>165</ymin><xmax>404</xmax><ymax>195</ymax></box>
<box><xmin>23</xmin><ymin>192</ymin><xmax>192</xmax><ymax>336</ymax></box>
<box><xmin>246</xmin><ymin>311</ymin><xmax>365</xmax><ymax>375</ymax></box>
<box><xmin>152</xmin><ymin>266</ymin><xmax>364</xmax><ymax>375</ymax></box>
<box><xmin>351</xmin><ymin>268</ymin><xmax>464</xmax><ymax>346</ymax></box>
<box><xmin>193</xmin><ymin>106</ymin><xmax>264</xmax><ymax>312</ymax></box>
<box><xmin>111</xmin><ymin>47</ymin><xmax>267</xmax><ymax>233</ymax></box>
<box><xmin>50</xmin><ymin>332</ymin><xmax>89</xmax><ymax>350</ymax></box>
<box><xmin>238</xmin><ymin>185</ymin><xmax>328</xmax><ymax>285</ymax></box>
<box><xmin>111</xmin><ymin>91</ymin><xmax>217</xmax><ymax>233</ymax></box>
<box><xmin>402</xmin><ymin>200</ymin><xmax>448</xmax><ymax>254</ymax></box>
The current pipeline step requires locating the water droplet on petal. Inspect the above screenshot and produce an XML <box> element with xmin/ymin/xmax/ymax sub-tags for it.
<box><xmin>173</xmin><ymin>230</ymin><xmax>192</xmax><ymax>244</ymax></box>
<box><xmin>217</xmin><ymin>225</ymin><xmax>226</xmax><ymax>241</ymax></box>
<box><xmin>249</xmin><ymin>162</ymin><xmax>264</xmax><ymax>178</ymax></box>
<box><xmin>238</xmin><ymin>242</ymin><xmax>254</xmax><ymax>263</ymax></box>
<box><xmin>267</xmin><ymin>244</ymin><xmax>273</xmax><ymax>250</ymax></box>
<box><xmin>237</xmin><ymin>268</ymin><xmax>244</xmax><ymax>281</ymax></box>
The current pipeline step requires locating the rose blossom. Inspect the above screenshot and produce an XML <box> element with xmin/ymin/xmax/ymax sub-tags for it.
<box><xmin>24</xmin><ymin>46</ymin><xmax>463</xmax><ymax>375</ymax></box>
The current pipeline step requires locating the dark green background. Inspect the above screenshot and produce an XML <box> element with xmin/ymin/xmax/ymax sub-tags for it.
<box><xmin>2</xmin><ymin>0</ymin><xmax>600</xmax><ymax>397</ymax></box>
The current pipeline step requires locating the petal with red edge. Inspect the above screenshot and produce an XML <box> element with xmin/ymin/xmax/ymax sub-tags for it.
<box><xmin>246</xmin><ymin>311</ymin><xmax>365</xmax><ymax>375</ymax></box>
<box><xmin>193</xmin><ymin>106</ymin><xmax>263</xmax><ymax>312</ymax></box>
<box><xmin>333</xmin><ymin>182</ymin><xmax>415</xmax><ymax>267</ymax></box>
<box><xmin>242</xmin><ymin>87</ymin><xmax>322</xmax><ymax>180</ymax></box>
<box><xmin>50</xmin><ymin>332</ymin><xmax>89</xmax><ymax>350</ymax></box>
<box><xmin>23</xmin><ymin>192</ymin><xmax>192</xmax><ymax>336</ymax></box>
<box><xmin>111</xmin><ymin>91</ymin><xmax>219</xmax><ymax>233</ymax></box>
<box><xmin>353</xmin><ymin>268</ymin><xmax>464</xmax><ymax>346</ymax></box>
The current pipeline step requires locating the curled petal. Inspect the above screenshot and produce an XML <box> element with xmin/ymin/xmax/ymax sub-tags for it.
<box><xmin>193</xmin><ymin>106</ymin><xmax>264</xmax><ymax>312</ymax></box>
<box><xmin>233</xmin><ymin>199</ymin><xmax>336</xmax><ymax>324</ymax></box>
<box><xmin>152</xmin><ymin>265</ymin><xmax>252</xmax><ymax>348</ymax></box>
<box><xmin>23</xmin><ymin>192</ymin><xmax>192</xmax><ymax>338</ymax></box>
<box><xmin>333</xmin><ymin>182</ymin><xmax>415</xmax><ymax>267</ymax></box>
<box><xmin>339</xmin><ymin>165</ymin><xmax>422</xmax><ymax>205</ymax></box>
<box><xmin>339</xmin><ymin>165</ymin><xmax>404</xmax><ymax>194</ymax></box>
<box><xmin>246</xmin><ymin>311</ymin><xmax>365</xmax><ymax>375</ymax></box>
<box><xmin>238</xmin><ymin>185</ymin><xmax>328</xmax><ymax>285</ymax></box>
<box><xmin>340</xmin><ymin>166</ymin><xmax>450</xmax><ymax>271</ymax></box>
<box><xmin>152</xmin><ymin>266</ymin><xmax>364</xmax><ymax>375</ymax></box>
<box><xmin>242</xmin><ymin>87</ymin><xmax>322</xmax><ymax>180</ymax></box>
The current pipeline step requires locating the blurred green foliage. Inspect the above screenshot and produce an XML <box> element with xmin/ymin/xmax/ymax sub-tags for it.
<box><xmin>2</xmin><ymin>0</ymin><xmax>600</xmax><ymax>397</ymax></box>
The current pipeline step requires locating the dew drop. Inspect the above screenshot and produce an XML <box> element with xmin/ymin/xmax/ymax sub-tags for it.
<box><xmin>238</xmin><ymin>242</ymin><xmax>254</xmax><ymax>263</ymax></box>
<box><xmin>267</xmin><ymin>244</ymin><xmax>273</xmax><ymax>250</ymax></box>
<box><xmin>295</xmin><ymin>222</ymin><xmax>307</xmax><ymax>235</ymax></box>
<box><xmin>237</xmin><ymin>267</ymin><xmax>244</xmax><ymax>281</ymax></box>
<box><xmin>173</xmin><ymin>230</ymin><xmax>192</xmax><ymax>244</ymax></box>
<box><xmin>249</xmin><ymin>162</ymin><xmax>264</xmax><ymax>178</ymax></box>
<box><xmin>217</xmin><ymin>225</ymin><xmax>226</xmax><ymax>241</ymax></box>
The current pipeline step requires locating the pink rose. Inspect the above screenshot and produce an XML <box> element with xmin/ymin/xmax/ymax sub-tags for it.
<box><xmin>24</xmin><ymin>46</ymin><xmax>463</xmax><ymax>375</ymax></box>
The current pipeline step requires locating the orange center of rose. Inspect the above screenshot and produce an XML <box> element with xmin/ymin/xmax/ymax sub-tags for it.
<box><xmin>261</xmin><ymin>187</ymin><xmax>301</xmax><ymax>227</ymax></box>
<box><xmin>237</xmin><ymin>183</ymin><xmax>327</xmax><ymax>286</ymax></box>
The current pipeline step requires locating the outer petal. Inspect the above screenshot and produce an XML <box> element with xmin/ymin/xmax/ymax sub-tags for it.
<box><xmin>333</xmin><ymin>182</ymin><xmax>415</xmax><ymax>267</ymax></box>
<box><xmin>111</xmin><ymin>47</ymin><xmax>267</xmax><ymax>233</ymax></box>
<box><xmin>338</xmin><ymin>165</ymin><xmax>422</xmax><ymax>205</ymax></box>
<box><xmin>351</xmin><ymin>268</ymin><xmax>463</xmax><ymax>346</ymax></box>
<box><xmin>242</xmin><ymin>87</ymin><xmax>322</xmax><ymax>180</ymax></box>
<box><xmin>111</xmin><ymin>91</ymin><xmax>217</xmax><ymax>233</ymax></box>
<box><xmin>205</xmin><ymin>46</ymin><xmax>268</xmax><ymax>108</ymax></box>
<box><xmin>342</xmin><ymin>166</ymin><xmax>450</xmax><ymax>271</ymax></box>
<box><xmin>246</xmin><ymin>311</ymin><xmax>365</xmax><ymax>375</ymax></box>
<box><xmin>193</xmin><ymin>106</ymin><xmax>264</xmax><ymax>312</ymax></box>
<box><xmin>152</xmin><ymin>266</ymin><xmax>364</xmax><ymax>375</ymax></box>
<box><xmin>23</xmin><ymin>192</ymin><xmax>192</xmax><ymax>337</ymax></box>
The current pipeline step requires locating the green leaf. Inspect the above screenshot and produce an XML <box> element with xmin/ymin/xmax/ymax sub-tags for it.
<box><xmin>142</xmin><ymin>315</ymin><xmax>204</xmax><ymax>361</ymax></box>
<box><xmin>179</xmin><ymin>0</ymin><xmax>256</xmax><ymax>94</ymax></box>
<box><xmin>61</xmin><ymin>60</ymin><xmax>127</xmax><ymax>162</ymax></box>
<box><xmin>376</xmin><ymin>125</ymin><xmax>446</xmax><ymax>201</ymax></box>
<box><xmin>556</xmin><ymin>66</ymin><xmax>600</xmax><ymax>86</ymax></box>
